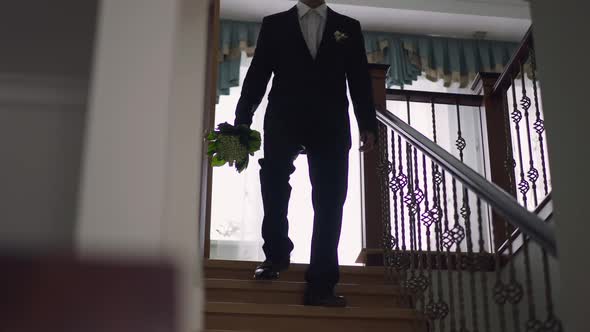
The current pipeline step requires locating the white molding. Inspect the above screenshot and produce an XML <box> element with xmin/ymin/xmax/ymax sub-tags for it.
<box><xmin>0</xmin><ymin>74</ymin><xmax>89</xmax><ymax>108</ymax></box>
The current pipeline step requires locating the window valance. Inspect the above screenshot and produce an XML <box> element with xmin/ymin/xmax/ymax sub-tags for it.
<box><xmin>218</xmin><ymin>19</ymin><xmax>518</xmax><ymax>100</ymax></box>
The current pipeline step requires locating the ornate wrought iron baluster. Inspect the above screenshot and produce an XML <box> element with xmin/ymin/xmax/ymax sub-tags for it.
<box><xmin>397</xmin><ymin>133</ymin><xmax>409</xmax><ymax>288</ymax></box>
<box><xmin>441</xmin><ymin>170</ymin><xmax>457</xmax><ymax>332</ymax></box>
<box><xmin>422</xmin><ymin>153</ymin><xmax>435</xmax><ymax>326</ymax></box>
<box><xmin>519</xmin><ymin>60</ymin><xmax>545</xmax><ymax>327</ymax></box>
<box><xmin>377</xmin><ymin>125</ymin><xmax>394</xmax><ymax>283</ymax></box>
<box><xmin>476</xmin><ymin>198</ymin><xmax>491</xmax><ymax>332</ymax></box>
<box><xmin>403</xmin><ymin>97</ymin><xmax>419</xmax><ymax>297</ymax></box>
<box><xmin>493</xmin><ymin>102</ymin><xmax>511</xmax><ymax>332</ymax></box>
<box><xmin>520</xmin><ymin>62</ymin><xmax>539</xmax><ymax>206</ymax></box>
<box><xmin>450</xmin><ymin>177</ymin><xmax>468</xmax><ymax>332</ymax></box>
<box><xmin>503</xmin><ymin>89</ymin><xmax>517</xmax><ymax>196</ymax></box>
<box><xmin>429</xmin><ymin>102</ymin><xmax>449</xmax><ymax>332</ymax></box>
<box><xmin>522</xmin><ymin>233</ymin><xmax>542</xmax><ymax>332</ymax></box>
<box><xmin>455</xmin><ymin>103</ymin><xmax>480</xmax><ymax>332</ymax></box>
<box><xmin>504</xmin><ymin>209</ymin><xmax>524</xmax><ymax>332</ymax></box>
<box><xmin>511</xmin><ymin>76</ymin><xmax>529</xmax><ymax>209</ymax></box>
<box><xmin>462</xmin><ymin>187</ymin><xmax>480</xmax><ymax>332</ymax></box>
<box><xmin>453</xmin><ymin>103</ymin><xmax>468</xmax><ymax>332</ymax></box>
<box><xmin>402</xmin><ymin>96</ymin><xmax>416</xmax><ymax>296</ymax></box>
<box><xmin>540</xmin><ymin>249</ymin><xmax>563</xmax><ymax>331</ymax></box>
<box><xmin>455</xmin><ymin>103</ymin><xmax>466</xmax><ymax>162</ymax></box>
<box><xmin>406</xmin><ymin>141</ymin><xmax>418</xmax><ymax>292</ymax></box>
<box><xmin>409</xmin><ymin>148</ymin><xmax>428</xmax><ymax>314</ymax></box>
<box><xmin>389</xmin><ymin>131</ymin><xmax>402</xmax><ymax>287</ymax></box>
<box><xmin>530</xmin><ymin>50</ymin><xmax>550</xmax><ymax>196</ymax></box>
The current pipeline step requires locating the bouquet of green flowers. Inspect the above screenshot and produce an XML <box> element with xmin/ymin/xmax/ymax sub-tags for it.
<box><xmin>206</xmin><ymin>122</ymin><xmax>262</xmax><ymax>173</ymax></box>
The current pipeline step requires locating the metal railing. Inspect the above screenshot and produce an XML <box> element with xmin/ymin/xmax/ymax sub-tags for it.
<box><xmin>376</xmin><ymin>109</ymin><xmax>557</xmax><ymax>256</ymax></box>
<box><xmin>372</xmin><ymin>27</ymin><xmax>562</xmax><ymax>332</ymax></box>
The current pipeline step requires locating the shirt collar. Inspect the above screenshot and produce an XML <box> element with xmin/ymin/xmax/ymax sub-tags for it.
<box><xmin>297</xmin><ymin>1</ymin><xmax>328</xmax><ymax>19</ymax></box>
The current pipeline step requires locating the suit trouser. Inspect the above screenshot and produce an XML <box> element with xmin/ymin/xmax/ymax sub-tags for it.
<box><xmin>259</xmin><ymin>128</ymin><xmax>349</xmax><ymax>294</ymax></box>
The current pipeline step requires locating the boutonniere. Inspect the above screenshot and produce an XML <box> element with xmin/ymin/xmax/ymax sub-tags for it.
<box><xmin>334</xmin><ymin>30</ymin><xmax>349</xmax><ymax>43</ymax></box>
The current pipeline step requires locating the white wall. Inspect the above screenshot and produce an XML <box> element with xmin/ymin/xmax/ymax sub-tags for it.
<box><xmin>76</xmin><ymin>0</ymin><xmax>210</xmax><ymax>331</ymax></box>
<box><xmin>0</xmin><ymin>1</ymin><xmax>97</xmax><ymax>252</ymax></box>
<box><xmin>331</xmin><ymin>0</ymin><xmax>530</xmax><ymax>18</ymax></box>
<box><xmin>222</xmin><ymin>0</ymin><xmax>530</xmax><ymax>19</ymax></box>
<box><xmin>529</xmin><ymin>1</ymin><xmax>590</xmax><ymax>331</ymax></box>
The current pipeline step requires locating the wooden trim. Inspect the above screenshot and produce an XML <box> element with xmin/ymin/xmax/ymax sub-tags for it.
<box><xmin>472</xmin><ymin>72</ymin><xmax>517</xmax><ymax>251</ymax></box>
<box><xmin>206</xmin><ymin>302</ymin><xmax>421</xmax><ymax>320</ymax></box>
<box><xmin>200</xmin><ymin>0</ymin><xmax>220</xmax><ymax>259</ymax></box>
<box><xmin>386</xmin><ymin>89</ymin><xmax>484</xmax><ymax>107</ymax></box>
<box><xmin>492</xmin><ymin>27</ymin><xmax>533</xmax><ymax>95</ymax></box>
<box><xmin>356</xmin><ymin>249</ymin><xmax>499</xmax><ymax>272</ymax></box>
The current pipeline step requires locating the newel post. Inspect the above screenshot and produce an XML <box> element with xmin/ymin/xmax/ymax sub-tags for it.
<box><xmin>358</xmin><ymin>64</ymin><xmax>390</xmax><ymax>266</ymax></box>
<box><xmin>472</xmin><ymin>72</ymin><xmax>517</xmax><ymax>251</ymax></box>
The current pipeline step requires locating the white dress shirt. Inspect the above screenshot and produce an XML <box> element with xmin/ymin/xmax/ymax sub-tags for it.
<box><xmin>297</xmin><ymin>1</ymin><xmax>328</xmax><ymax>59</ymax></box>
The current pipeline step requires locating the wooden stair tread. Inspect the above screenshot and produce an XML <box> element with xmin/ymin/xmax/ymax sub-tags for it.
<box><xmin>205</xmin><ymin>259</ymin><xmax>386</xmax><ymax>276</ymax></box>
<box><xmin>206</xmin><ymin>278</ymin><xmax>402</xmax><ymax>295</ymax></box>
<box><xmin>206</xmin><ymin>302</ymin><xmax>422</xmax><ymax>320</ymax></box>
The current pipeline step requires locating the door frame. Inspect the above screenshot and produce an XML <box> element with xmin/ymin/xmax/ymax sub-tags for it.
<box><xmin>199</xmin><ymin>0</ymin><xmax>220</xmax><ymax>259</ymax></box>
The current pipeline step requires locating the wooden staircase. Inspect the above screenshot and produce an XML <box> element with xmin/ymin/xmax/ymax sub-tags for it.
<box><xmin>204</xmin><ymin>260</ymin><xmax>427</xmax><ymax>332</ymax></box>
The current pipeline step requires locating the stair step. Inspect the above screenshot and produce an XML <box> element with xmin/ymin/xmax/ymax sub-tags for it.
<box><xmin>206</xmin><ymin>279</ymin><xmax>410</xmax><ymax>308</ymax></box>
<box><xmin>205</xmin><ymin>260</ymin><xmax>393</xmax><ymax>284</ymax></box>
<box><xmin>205</xmin><ymin>302</ymin><xmax>426</xmax><ymax>332</ymax></box>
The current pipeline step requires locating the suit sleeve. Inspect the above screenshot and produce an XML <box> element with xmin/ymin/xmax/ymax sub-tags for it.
<box><xmin>346</xmin><ymin>20</ymin><xmax>377</xmax><ymax>135</ymax></box>
<box><xmin>234</xmin><ymin>17</ymin><xmax>273</xmax><ymax>127</ymax></box>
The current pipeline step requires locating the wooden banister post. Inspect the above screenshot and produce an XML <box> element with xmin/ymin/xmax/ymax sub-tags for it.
<box><xmin>472</xmin><ymin>72</ymin><xmax>517</xmax><ymax>252</ymax></box>
<box><xmin>358</xmin><ymin>64</ymin><xmax>390</xmax><ymax>266</ymax></box>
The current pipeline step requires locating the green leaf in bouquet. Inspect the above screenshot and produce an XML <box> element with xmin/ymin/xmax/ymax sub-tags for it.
<box><xmin>249</xmin><ymin>129</ymin><xmax>261</xmax><ymax>141</ymax></box>
<box><xmin>248</xmin><ymin>139</ymin><xmax>261</xmax><ymax>153</ymax></box>
<box><xmin>235</xmin><ymin>156</ymin><xmax>249</xmax><ymax>173</ymax></box>
<box><xmin>248</xmin><ymin>130</ymin><xmax>262</xmax><ymax>153</ymax></box>
<box><xmin>207</xmin><ymin>142</ymin><xmax>217</xmax><ymax>156</ymax></box>
<box><xmin>207</xmin><ymin>131</ymin><xmax>217</xmax><ymax>141</ymax></box>
<box><xmin>211</xmin><ymin>155</ymin><xmax>227</xmax><ymax>167</ymax></box>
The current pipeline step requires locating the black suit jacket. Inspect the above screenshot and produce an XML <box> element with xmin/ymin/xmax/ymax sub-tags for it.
<box><xmin>235</xmin><ymin>6</ymin><xmax>376</xmax><ymax>147</ymax></box>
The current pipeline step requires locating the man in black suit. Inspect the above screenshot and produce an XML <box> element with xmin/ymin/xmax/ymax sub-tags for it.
<box><xmin>234</xmin><ymin>0</ymin><xmax>376</xmax><ymax>307</ymax></box>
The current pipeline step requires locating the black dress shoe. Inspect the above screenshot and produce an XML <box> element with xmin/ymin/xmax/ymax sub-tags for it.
<box><xmin>253</xmin><ymin>259</ymin><xmax>290</xmax><ymax>280</ymax></box>
<box><xmin>303</xmin><ymin>292</ymin><xmax>347</xmax><ymax>307</ymax></box>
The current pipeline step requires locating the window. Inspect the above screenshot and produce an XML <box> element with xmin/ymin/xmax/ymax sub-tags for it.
<box><xmin>210</xmin><ymin>53</ymin><xmax>493</xmax><ymax>263</ymax></box>
<box><xmin>210</xmin><ymin>53</ymin><xmax>363</xmax><ymax>264</ymax></box>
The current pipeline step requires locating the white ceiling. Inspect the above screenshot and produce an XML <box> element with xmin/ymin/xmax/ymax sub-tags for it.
<box><xmin>221</xmin><ymin>0</ymin><xmax>532</xmax><ymax>41</ymax></box>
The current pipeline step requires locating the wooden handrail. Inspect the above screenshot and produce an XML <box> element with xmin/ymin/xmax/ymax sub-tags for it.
<box><xmin>492</xmin><ymin>26</ymin><xmax>534</xmax><ymax>95</ymax></box>
<box><xmin>497</xmin><ymin>193</ymin><xmax>554</xmax><ymax>256</ymax></box>
<box><xmin>386</xmin><ymin>89</ymin><xmax>484</xmax><ymax>107</ymax></box>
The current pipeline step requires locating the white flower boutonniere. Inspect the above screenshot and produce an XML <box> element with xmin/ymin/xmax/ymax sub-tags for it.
<box><xmin>334</xmin><ymin>30</ymin><xmax>349</xmax><ymax>43</ymax></box>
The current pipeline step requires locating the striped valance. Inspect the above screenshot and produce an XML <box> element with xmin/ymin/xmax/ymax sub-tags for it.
<box><xmin>363</xmin><ymin>32</ymin><xmax>518</xmax><ymax>88</ymax></box>
<box><xmin>218</xmin><ymin>19</ymin><xmax>519</xmax><ymax>100</ymax></box>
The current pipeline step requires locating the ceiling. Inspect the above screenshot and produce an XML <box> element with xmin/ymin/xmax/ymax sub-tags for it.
<box><xmin>221</xmin><ymin>0</ymin><xmax>532</xmax><ymax>41</ymax></box>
